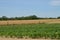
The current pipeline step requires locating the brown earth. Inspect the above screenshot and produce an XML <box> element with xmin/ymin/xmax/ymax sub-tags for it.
<box><xmin>0</xmin><ymin>37</ymin><xmax>59</xmax><ymax>40</ymax></box>
<box><xmin>0</xmin><ymin>19</ymin><xmax>60</xmax><ymax>25</ymax></box>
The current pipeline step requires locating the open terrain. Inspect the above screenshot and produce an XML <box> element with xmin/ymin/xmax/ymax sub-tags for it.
<box><xmin>0</xmin><ymin>19</ymin><xmax>60</xmax><ymax>25</ymax></box>
<box><xmin>0</xmin><ymin>23</ymin><xmax>60</xmax><ymax>39</ymax></box>
<box><xmin>0</xmin><ymin>19</ymin><xmax>60</xmax><ymax>40</ymax></box>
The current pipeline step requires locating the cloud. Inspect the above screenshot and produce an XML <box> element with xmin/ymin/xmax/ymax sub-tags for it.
<box><xmin>50</xmin><ymin>0</ymin><xmax>60</xmax><ymax>6</ymax></box>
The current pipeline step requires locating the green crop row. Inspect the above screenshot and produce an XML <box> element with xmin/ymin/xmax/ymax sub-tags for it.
<box><xmin>0</xmin><ymin>23</ymin><xmax>60</xmax><ymax>39</ymax></box>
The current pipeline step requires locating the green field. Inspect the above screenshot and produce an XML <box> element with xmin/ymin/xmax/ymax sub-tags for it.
<box><xmin>0</xmin><ymin>23</ymin><xmax>60</xmax><ymax>39</ymax></box>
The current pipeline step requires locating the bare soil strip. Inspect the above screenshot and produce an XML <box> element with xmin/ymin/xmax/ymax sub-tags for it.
<box><xmin>0</xmin><ymin>37</ymin><xmax>59</xmax><ymax>40</ymax></box>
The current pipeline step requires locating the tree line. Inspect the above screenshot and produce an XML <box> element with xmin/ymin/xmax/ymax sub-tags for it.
<box><xmin>0</xmin><ymin>15</ymin><xmax>60</xmax><ymax>20</ymax></box>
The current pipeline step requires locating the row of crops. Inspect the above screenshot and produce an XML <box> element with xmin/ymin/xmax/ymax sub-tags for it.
<box><xmin>0</xmin><ymin>23</ymin><xmax>60</xmax><ymax>39</ymax></box>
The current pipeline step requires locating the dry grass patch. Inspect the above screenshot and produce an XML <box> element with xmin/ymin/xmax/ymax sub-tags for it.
<box><xmin>0</xmin><ymin>19</ymin><xmax>60</xmax><ymax>25</ymax></box>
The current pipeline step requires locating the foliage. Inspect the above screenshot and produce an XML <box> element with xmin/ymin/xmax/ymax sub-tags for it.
<box><xmin>0</xmin><ymin>23</ymin><xmax>60</xmax><ymax>39</ymax></box>
<box><xmin>57</xmin><ymin>16</ymin><xmax>60</xmax><ymax>19</ymax></box>
<box><xmin>0</xmin><ymin>15</ymin><xmax>39</xmax><ymax>20</ymax></box>
<box><xmin>0</xmin><ymin>15</ymin><xmax>60</xmax><ymax>20</ymax></box>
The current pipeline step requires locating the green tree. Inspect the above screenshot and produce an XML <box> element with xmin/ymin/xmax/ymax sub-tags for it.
<box><xmin>2</xmin><ymin>16</ymin><xmax>8</xmax><ymax>20</ymax></box>
<box><xmin>57</xmin><ymin>16</ymin><xmax>60</xmax><ymax>19</ymax></box>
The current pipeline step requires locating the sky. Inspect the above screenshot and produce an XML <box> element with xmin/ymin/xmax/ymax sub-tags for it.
<box><xmin>0</xmin><ymin>0</ymin><xmax>60</xmax><ymax>17</ymax></box>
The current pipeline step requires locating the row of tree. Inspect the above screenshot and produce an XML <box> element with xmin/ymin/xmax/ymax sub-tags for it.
<box><xmin>0</xmin><ymin>15</ymin><xmax>60</xmax><ymax>20</ymax></box>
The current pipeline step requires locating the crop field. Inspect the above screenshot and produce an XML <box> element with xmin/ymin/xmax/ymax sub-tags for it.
<box><xmin>0</xmin><ymin>23</ymin><xmax>60</xmax><ymax>39</ymax></box>
<box><xmin>0</xmin><ymin>19</ymin><xmax>60</xmax><ymax>25</ymax></box>
<box><xmin>0</xmin><ymin>19</ymin><xmax>60</xmax><ymax>40</ymax></box>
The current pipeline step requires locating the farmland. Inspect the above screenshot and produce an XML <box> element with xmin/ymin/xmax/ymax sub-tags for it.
<box><xmin>0</xmin><ymin>19</ymin><xmax>60</xmax><ymax>25</ymax></box>
<box><xmin>0</xmin><ymin>23</ymin><xmax>60</xmax><ymax>39</ymax></box>
<box><xmin>0</xmin><ymin>19</ymin><xmax>60</xmax><ymax>40</ymax></box>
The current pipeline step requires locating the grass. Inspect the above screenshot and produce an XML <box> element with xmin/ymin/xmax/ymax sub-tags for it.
<box><xmin>0</xmin><ymin>23</ymin><xmax>60</xmax><ymax>39</ymax></box>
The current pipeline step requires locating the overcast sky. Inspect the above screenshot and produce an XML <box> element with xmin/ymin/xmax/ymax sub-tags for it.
<box><xmin>0</xmin><ymin>0</ymin><xmax>60</xmax><ymax>17</ymax></box>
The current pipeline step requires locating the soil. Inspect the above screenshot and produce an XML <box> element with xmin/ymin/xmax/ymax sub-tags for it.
<box><xmin>0</xmin><ymin>37</ymin><xmax>58</xmax><ymax>40</ymax></box>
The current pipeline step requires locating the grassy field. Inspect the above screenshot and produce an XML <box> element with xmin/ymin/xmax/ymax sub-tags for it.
<box><xmin>0</xmin><ymin>23</ymin><xmax>60</xmax><ymax>39</ymax></box>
